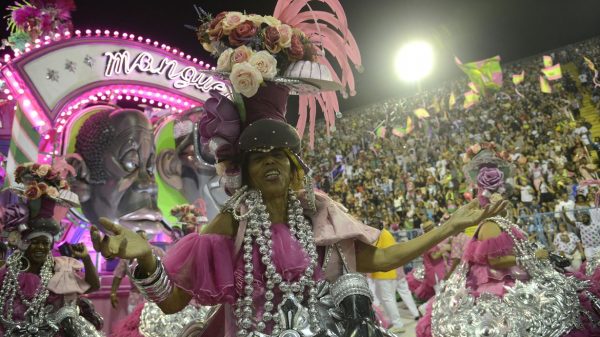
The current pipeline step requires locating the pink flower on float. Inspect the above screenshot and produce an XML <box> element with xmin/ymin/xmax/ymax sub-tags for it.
<box><xmin>11</xmin><ymin>6</ymin><xmax>40</xmax><ymax>28</ymax></box>
<box><xmin>477</xmin><ymin>167</ymin><xmax>504</xmax><ymax>191</ymax></box>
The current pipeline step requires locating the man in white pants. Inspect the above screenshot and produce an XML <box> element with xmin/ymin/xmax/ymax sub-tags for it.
<box><xmin>371</xmin><ymin>227</ymin><xmax>406</xmax><ymax>334</ymax></box>
<box><xmin>396</xmin><ymin>267</ymin><xmax>421</xmax><ymax>320</ymax></box>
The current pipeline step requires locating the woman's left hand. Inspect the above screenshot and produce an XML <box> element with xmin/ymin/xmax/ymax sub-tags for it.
<box><xmin>446</xmin><ymin>200</ymin><xmax>508</xmax><ymax>233</ymax></box>
<box><xmin>70</xmin><ymin>243</ymin><xmax>89</xmax><ymax>260</ymax></box>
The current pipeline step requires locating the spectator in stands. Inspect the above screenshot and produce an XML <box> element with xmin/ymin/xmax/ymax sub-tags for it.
<box><xmin>553</xmin><ymin>222</ymin><xmax>585</xmax><ymax>272</ymax></box>
<box><xmin>563</xmin><ymin>210</ymin><xmax>600</xmax><ymax>259</ymax></box>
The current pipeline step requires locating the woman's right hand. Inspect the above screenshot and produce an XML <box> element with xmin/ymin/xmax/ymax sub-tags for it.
<box><xmin>90</xmin><ymin>218</ymin><xmax>152</xmax><ymax>261</ymax></box>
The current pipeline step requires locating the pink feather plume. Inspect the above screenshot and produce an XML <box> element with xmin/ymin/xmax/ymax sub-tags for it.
<box><xmin>273</xmin><ymin>0</ymin><xmax>362</xmax><ymax>147</ymax></box>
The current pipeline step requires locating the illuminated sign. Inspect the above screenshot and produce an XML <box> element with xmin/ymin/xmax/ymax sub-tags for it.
<box><xmin>103</xmin><ymin>50</ymin><xmax>227</xmax><ymax>93</ymax></box>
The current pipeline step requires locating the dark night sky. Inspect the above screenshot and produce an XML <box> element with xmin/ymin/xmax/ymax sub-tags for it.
<box><xmin>2</xmin><ymin>0</ymin><xmax>600</xmax><ymax>113</ymax></box>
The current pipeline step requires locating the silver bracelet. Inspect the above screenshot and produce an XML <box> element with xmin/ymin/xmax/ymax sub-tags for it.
<box><xmin>128</xmin><ymin>256</ymin><xmax>173</xmax><ymax>303</ymax></box>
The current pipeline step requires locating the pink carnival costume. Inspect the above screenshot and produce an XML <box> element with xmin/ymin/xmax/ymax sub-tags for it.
<box><xmin>163</xmin><ymin>191</ymin><xmax>380</xmax><ymax>337</ymax></box>
<box><xmin>417</xmin><ymin>144</ymin><xmax>600</xmax><ymax>337</ymax></box>
<box><xmin>0</xmin><ymin>163</ymin><xmax>102</xmax><ymax>337</ymax></box>
<box><xmin>406</xmin><ymin>239</ymin><xmax>449</xmax><ymax>301</ymax></box>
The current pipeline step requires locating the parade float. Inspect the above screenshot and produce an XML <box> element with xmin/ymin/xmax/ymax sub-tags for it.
<box><xmin>0</xmin><ymin>1</ymin><xmax>228</xmax><ymax>332</ymax></box>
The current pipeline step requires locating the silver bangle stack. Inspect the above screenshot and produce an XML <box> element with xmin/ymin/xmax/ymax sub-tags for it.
<box><xmin>128</xmin><ymin>256</ymin><xmax>173</xmax><ymax>303</ymax></box>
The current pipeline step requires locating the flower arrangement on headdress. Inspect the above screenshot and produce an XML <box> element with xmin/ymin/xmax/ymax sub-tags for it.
<box><xmin>170</xmin><ymin>204</ymin><xmax>208</xmax><ymax>226</ymax></box>
<box><xmin>14</xmin><ymin>163</ymin><xmax>69</xmax><ymax>201</ymax></box>
<box><xmin>3</xmin><ymin>0</ymin><xmax>76</xmax><ymax>51</ymax></box>
<box><xmin>462</xmin><ymin>142</ymin><xmax>514</xmax><ymax>207</ymax></box>
<box><xmin>196</xmin><ymin>9</ymin><xmax>319</xmax><ymax>98</ymax></box>
<box><xmin>463</xmin><ymin>142</ymin><xmax>511</xmax><ymax>164</ymax></box>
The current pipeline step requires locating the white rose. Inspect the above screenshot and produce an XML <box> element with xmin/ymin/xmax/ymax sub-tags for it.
<box><xmin>262</xmin><ymin>15</ymin><xmax>281</xmax><ymax>27</ymax></box>
<box><xmin>277</xmin><ymin>24</ymin><xmax>293</xmax><ymax>48</ymax></box>
<box><xmin>46</xmin><ymin>186</ymin><xmax>59</xmax><ymax>198</ymax></box>
<box><xmin>217</xmin><ymin>48</ymin><xmax>234</xmax><ymax>72</ymax></box>
<box><xmin>247</xmin><ymin>14</ymin><xmax>265</xmax><ymax>26</ymax></box>
<box><xmin>222</xmin><ymin>12</ymin><xmax>247</xmax><ymax>34</ymax></box>
<box><xmin>230</xmin><ymin>62</ymin><xmax>264</xmax><ymax>98</ymax></box>
<box><xmin>232</xmin><ymin>45</ymin><xmax>253</xmax><ymax>64</ymax></box>
<box><xmin>249</xmin><ymin>51</ymin><xmax>278</xmax><ymax>80</ymax></box>
<box><xmin>36</xmin><ymin>164</ymin><xmax>51</xmax><ymax>177</ymax></box>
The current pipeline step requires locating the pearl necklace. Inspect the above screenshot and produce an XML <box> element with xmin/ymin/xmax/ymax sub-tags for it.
<box><xmin>231</xmin><ymin>189</ymin><xmax>320</xmax><ymax>337</ymax></box>
<box><xmin>0</xmin><ymin>251</ymin><xmax>55</xmax><ymax>335</ymax></box>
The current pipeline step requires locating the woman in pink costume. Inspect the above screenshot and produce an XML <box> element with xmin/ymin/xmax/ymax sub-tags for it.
<box><xmin>406</xmin><ymin>222</ymin><xmax>451</xmax><ymax>301</ymax></box>
<box><xmin>416</xmin><ymin>144</ymin><xmax>600</xmax><ymax>337</ymax></box>
<box><xmin>0</xmin><ymin>163</ymin><xmax>102</xmax><ymax>337</ymax></box>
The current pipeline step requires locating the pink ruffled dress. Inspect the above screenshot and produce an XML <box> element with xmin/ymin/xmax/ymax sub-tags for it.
<box><xmin>416</xmin><ymin>225</ymin><xmax>600</xmax><ymax>337</ymax></box>
<box><xmin>0</xmin><ymin>256</ymin><xmax>91</xmax><ymax>337</ymax></box>
<box><xmin>161</xmin><ymin>192</ymin><xmax>379</xmax><ymax>337</ymax></box>
<box><xmin>415</xmin><ymin>226</ymin><xmax>528</xmax><ymax>337</ymax></box>
<box><xmin>406</xmin><ymin>239</ymin><xmax>449</xmax><ymax>301</ymax></box>
<box><xmin>462</xmin><ymin>227</ymin><xmax>529</xmax><ymax>297</ymax></box>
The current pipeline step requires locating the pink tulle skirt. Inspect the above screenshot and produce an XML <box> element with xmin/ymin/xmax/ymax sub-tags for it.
<box><xmin>110</xmin><ymin>303</ymin><xmax>145</xmax><ymax>337</ymax></box>
<box><xmin>406</xmin><ymin>270</ymin><xmax>435</xmax><ymax>301</ymax></box>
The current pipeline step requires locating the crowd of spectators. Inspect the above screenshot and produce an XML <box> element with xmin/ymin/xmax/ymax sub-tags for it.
<box><xmin>302</xmin><ymin>37</ymin><xmax>600</xmax><ymax>252</ymax></box>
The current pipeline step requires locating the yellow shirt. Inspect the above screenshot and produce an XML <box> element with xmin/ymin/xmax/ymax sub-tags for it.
<box><xmin>370</xmin><ymin>229</ymin><xmax>397</xmax><ymax>280</ymax></box>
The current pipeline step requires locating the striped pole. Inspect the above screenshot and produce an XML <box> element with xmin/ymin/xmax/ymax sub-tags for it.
<box><xmin>5</xmin><ymin>107</ymin><xmax>40</xmax><ymax>187</ymax></box>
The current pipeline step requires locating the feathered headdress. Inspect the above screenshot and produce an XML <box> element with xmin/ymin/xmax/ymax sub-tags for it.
<box><xmin>273</xmin><ymin>0</ymin><xmax>362</xmax><ymax>147</ymax></box>
<box><xmin>195</xmin><ymin>0</ymin><xmax>361</xmax><ymax>149</ymax></box>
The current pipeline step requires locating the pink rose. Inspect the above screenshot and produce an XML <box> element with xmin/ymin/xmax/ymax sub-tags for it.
<box><xmin>228</xmin><ymin>21</ymin><xmax>258</xmax><ymax>47</ymax></box>
<box><xmin>222</xmin><ymin>12</ymin><xmax>246</xmax><ymax>34</ymax></box>
<box><xmin>477</xmin><ymin>167</ymin><xmax>504</xmax><ymax>191</ymax></box>
<box><xmin>263</xmin><ymin>26</ymin><xmax>281</xmax><ymax>53</ymax></box>
<box><xmin>209</xmin><ymin>12</ymin><xmax>227</xmax><ymax>30</ymax></box>
<box><xmin>288</xmin><ymin>34</ymin><xmax>305</xmax><ymax>60</ymax></box>
<box><xmin>24</xmin><ymin>184</ymin><xmax>42</xmax><ymax>200</ymax></box>
<box><xmin>277</xmin><ymin>24</ymin><xmax>293</xmax><ymax>48</ymax></box>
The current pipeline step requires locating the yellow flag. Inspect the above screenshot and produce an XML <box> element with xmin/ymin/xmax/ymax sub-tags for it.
<box><xmin>584</xmin><ymin>56</ymin><xmax>596</xmax><ymax>72</ymax></box>
<box><xmin>542</xmin><ymin>64</ymin><xmax>562</xmax><ymax>81</ymax></box>
<box><xmin>414</xmin><ymin>108</ymin><xmax>430</xmax><ymax>119</ymax></box>
<box><xmin>463</xmin><ymin>90</ymin><xmax>480</xmax><ymax>108</ymax></box>
<box><xmin>543</xmin><ymin>55</ymin><xmax>553</xmax><ymax>67</ymax></box>
<box><xmin>512</xmin><ymin>71</ymin><xmax>525</xmax><ymax>85</ymax></box>
<box><xmin>539</xmin><ymin>75</ymin><xmax>552</xmax><ymax>93</ymax></box>
<box><xmin>449</xmin><ymin>92</ymin><xmax>456</xmax><ymax>108</ymax></box>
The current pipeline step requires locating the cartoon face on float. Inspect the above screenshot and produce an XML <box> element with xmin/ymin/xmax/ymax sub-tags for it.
<box><xmin>67</xmin><ymin>107</ymin><xmax>163</xmax><ymax>233</ymax></box>
<box><xmin>155</xmin><ymin>109</ymin><xmax>227</xmax><ymax>222</ymax></box>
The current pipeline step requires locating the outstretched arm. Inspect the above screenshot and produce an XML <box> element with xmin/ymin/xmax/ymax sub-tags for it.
<box><xmin>356</xmin><ymin>223</ymin><xmax>454</xmax><ymax>273</ymax></box>
<box><xmin>91</xmin><ymin>212</ymin><xmax>237</xmax><ymax>314</ymax></box>
<box><xmin>356</xmin><ymin>200</ymin><xmax>506</xmax><ymax>273</ymax></box>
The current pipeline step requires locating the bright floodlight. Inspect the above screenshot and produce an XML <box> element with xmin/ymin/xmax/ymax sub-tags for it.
<box><xmin>395</xmin><ymin>41</ymin><xmax>434</xmax><ymax>82</ymax></box>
